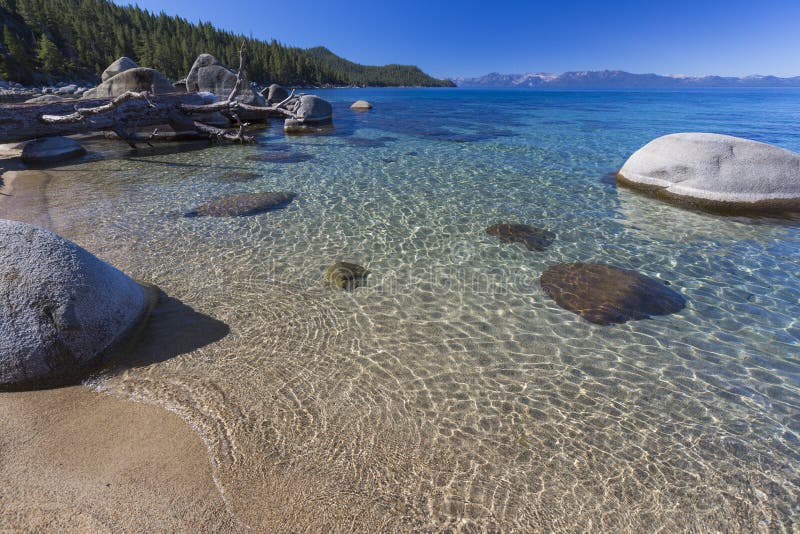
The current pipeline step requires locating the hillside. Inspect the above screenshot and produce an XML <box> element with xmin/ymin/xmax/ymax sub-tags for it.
<box><xmin>0</xmin><ymin>0</ymin><xmax>454</xmax><ymax>87</ymax></box>
<box><xmin>454</xmin><ymin>70</ymin><xmax>800</xmax><ymax>89</ymax></box>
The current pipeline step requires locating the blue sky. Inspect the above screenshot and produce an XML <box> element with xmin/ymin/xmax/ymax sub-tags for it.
<box><xmin>113</xmin><ymin>0</ymin><xmax>800</xmax><ymax>78</ymax></box>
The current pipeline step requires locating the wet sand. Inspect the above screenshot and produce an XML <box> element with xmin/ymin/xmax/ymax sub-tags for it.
<box><xmin>0</xmin><ymin>166</ymin><xmax>238</xmax><ymax>532</ymax></box>
<box><xmin>0</xmin><ymin>386</ymin><xmax>238</xmax><ymax>532</ymax></box>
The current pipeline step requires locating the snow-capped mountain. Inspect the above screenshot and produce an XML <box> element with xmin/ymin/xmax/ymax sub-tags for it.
<box><xmin>451</xmin><ymin>70</ymin><xmax>800</xmax><ymax>88</ymax></box>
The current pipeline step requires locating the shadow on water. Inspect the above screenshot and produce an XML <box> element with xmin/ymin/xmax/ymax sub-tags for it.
<box><xmin>114</xmin><ymin>291</ymin><xmax>230</xmax><ymax>371</ymax></box>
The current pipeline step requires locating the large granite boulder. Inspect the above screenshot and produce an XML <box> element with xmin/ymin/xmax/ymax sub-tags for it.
<box><xmin>186</xmin><ymin>53</ymin><xmax>222</xmax><ymax>92</ymax></box>
<box><xmin>82</xmin><ymin>67</ymin><xmax>174</xmax><ymax>99</ymax></box>
<box><xmin>184</xmin><ymin>54</ymin><xmax>265</xmax><ymax>109</ymax></box>
<box><xmin>101</xmin><ymin>57</ymin><xmax>139</xmax><ymax>82</ymax></box>
<box><xmin>21</xmin><ymin>137</ymin><xmax>86</xmax><ymax>165</ymax></box>
<box><xmin>284</xmin><ymin>95</ymin><xmax>333</xmax><ymax>134</ymax></box>
<box><xmin>617</xmin><ymin>133</ymin><xmax>800</xmax><ymax>212</ymax></box>
<box><xmin>0</xmin><ymin>220</ymin><xmax>156</xmax><ymax>388</ymax></box>
<box><xmin>264</xmin><ymin>83</ymin><xmax>289</xmax><ymax>105</ymax></box>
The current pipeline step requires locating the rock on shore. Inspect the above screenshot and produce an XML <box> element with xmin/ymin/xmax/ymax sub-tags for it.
<box><xmin>617</xmin><ymin>133</ymin><xmax>800</xmax><ymax>212</ymax></box>
<box><xmin>82</xmin><ymin>67</ymin><xmax>174</xmax><ymax>98</ymax></box>
<box><xmin>0</xmin><ymin>220</ymin><xmax>155</xmax><ymax>388</ymax></box>
<box><xmin>21</xmin><ymin>137</ymin><xmax>86</xmax><ymax>165</ymax></box>
<box><xmin>101</xmin><ymin>56</ymin><xmax>138</xmax><ymax>82</ymax></box>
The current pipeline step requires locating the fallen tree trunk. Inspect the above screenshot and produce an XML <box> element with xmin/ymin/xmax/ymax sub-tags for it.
<box><xmin>0</xmin><ymin>92</ymin><xmax>211</xmax><ymax>144</ymax></box>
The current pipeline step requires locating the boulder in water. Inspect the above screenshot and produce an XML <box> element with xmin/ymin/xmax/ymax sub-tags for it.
<box><xmin>350</xmin><ymin>100</ymin><xmax>373</xmax><ymax>110</ymax></box>
<box><xmin>21</xmin><ymin>137</ymin><xmax>86</xmax><ymax>165</ymax></box>
<box><xmin>0</xmin><ymin>220</ymin><xmax>156</xmax><ymax>389</ymax></box>
<box><xmin>617</xmin><ymin>133</ymin><xmax>800</xmax><ymax>213</ymax></box>
<box><xmin>540</xmin><ymin>262</ymin><xmax>686</xmax><ymax>325</ymax></box>
<box><xmin>101</xmin><ymin>57</ymin><xmax>139</xmax><ymax>82</ymax></box>
<box><xmin>82</xmin><ymin>67</ymin><xmax>174</xmax><ymax>99</ymax></box>
<box><xmin>264</xmin><ymin>83</ymin><xmax>289</xmax><ymax>104</ymax></box>
<box><xmin>184</xmin><ymin>192</ymin><xmax>296</xmax><ymax>217</ymax></box>
<box><xmin>486</xmin><ymin>223</ymin><xmax>555</xmax><ymax>251</ymax></box>
<box><xmin>324</xmin><ymin>262</ymin><xmax>370</xmax><ymax>290</ymax></box>
<box><xmin>284</xmin><ymin>95</ymin><xmax>333</xmax><ymax>134</ymax></box>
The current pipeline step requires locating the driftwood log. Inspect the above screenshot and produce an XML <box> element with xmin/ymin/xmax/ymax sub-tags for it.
<box><xmin>0</xmin><ymin>92</ymin><xmax>214</xmax><ymax>144</ymax></box>
<box><xmin>0</xmin><ymin>45</ymin><xmax>328</xmax><ymax>147</ymax></box>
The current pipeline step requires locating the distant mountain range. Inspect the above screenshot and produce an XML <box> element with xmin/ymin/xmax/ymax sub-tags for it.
<box><xmin>452</xmin><ymin>70</ymin><xmax>800</xmax><ymax>89</ymax></box>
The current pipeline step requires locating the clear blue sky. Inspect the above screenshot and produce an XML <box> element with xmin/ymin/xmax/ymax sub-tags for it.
<box><xmin>113</xmin><ymin>0</ymin><xmax>800</xmax><ymax>78</ymax></box>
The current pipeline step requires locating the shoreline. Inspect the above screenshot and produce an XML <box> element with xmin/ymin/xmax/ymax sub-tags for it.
<box><xmin>0</xmin><ymin>167</ymin><xmax>239</xmax><ymax>531</ymax></box>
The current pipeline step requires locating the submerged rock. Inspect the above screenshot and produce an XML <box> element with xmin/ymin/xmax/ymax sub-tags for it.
<box><xmin>101</xmin><ymin>57</ymin><xmax>138</xmax><ymax>82</ymax></box>
<box><xmin>486</xmin><ymin>223</ymin><xmax>555</xmax><ymax>251</ymax></box>
<box><xmin>211</xmin><ymin>171</ymin><xmax>262</xmax><ymax>183</ymax></box>
<box><xmin>82</xmin><ymin>67</ymin><xmax>174</xmax><ymax>99</ymax></box>
<box><xmin>184</xmin><ymin>192</ymin><xmax>296</xmax><ymax>217</ymax></box>
<box><xmin>617</xmin><ymin>133</ymin><xmax>800</xmax><ymax>213</ymax></box>
<box><xmin>540</xmin><ymin>262</ymin><xmax>686</xmax><ymax>326</ymax></box>
<box><xmin>350</xmin><ymin>100</ymin><xmax>373</xmax><ymax>110</ymax></box>
<box><xmin>0</xmin><ymin>220</ymin><xmax>156</xmax><ymax>389</ymax></box>
<box><xmin>324</xmin><ymin>262</ymin><xmax>370</xmax><ymax>290</ymax></box>
<box><xmin>245</xmin><ymin>151</ymin><xmax>313</xmax><ymax>163</ymax></box>
<box><xmin>21</xmin><ymin>137</ymin><xmax>86</xmax><ymax>165</ymax></box>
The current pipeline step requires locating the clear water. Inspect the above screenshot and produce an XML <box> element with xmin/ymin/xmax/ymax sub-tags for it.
<box><xmin>4</xmin><ymin>88</ymin><xmax>800</xmax><ymax>530</ymax></box>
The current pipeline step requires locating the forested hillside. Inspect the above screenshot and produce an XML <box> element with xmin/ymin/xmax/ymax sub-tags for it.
<box><xmin>0</xmin><ymin>0</ymin><xmax>454</xmax><ymax>87</ymax></box>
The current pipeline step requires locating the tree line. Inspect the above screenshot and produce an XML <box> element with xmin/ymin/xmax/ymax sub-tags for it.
<box><xmin>0</xmin><ymin>0</ymin><xmax>454</xmax><ymax>87</ymax></box>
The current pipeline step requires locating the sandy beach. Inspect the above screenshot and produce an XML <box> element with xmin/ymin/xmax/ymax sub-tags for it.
<box><xmin>0</xmin><ymin>166</ymin><xmax>238</xmax><ymax>532</ymax></box>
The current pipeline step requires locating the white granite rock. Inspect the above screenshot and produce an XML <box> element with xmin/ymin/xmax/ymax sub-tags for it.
<box><xmin>101</xmin><ymin>57</ymin><xmax>138</xmax><ymax>82</ymax></box>
<box><xmin>0</xmin><ymin>220</ymin><xmax>154</xmax><ymax>388</ymax></box>
<box><xmin>617</xmin><ymin>133</ymin><xmax>800</xmax><ymax>211</ymax></box>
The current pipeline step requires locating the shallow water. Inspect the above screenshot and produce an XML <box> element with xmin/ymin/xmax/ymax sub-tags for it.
<box><xmin>4</xmin><ymin>88</ymin><xmax>800</xmax><ymax>530</ymax></box>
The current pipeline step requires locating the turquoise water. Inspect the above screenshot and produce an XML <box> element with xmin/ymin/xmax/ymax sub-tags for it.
<box><xmin>6</xmin><ymin>88</ymin><xmax>800</xmax><ymax>530</ymax></box>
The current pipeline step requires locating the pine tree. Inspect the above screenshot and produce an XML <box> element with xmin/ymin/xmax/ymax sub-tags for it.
<box><xmin>36</xmin><ymin>34</ymin><xmax>63</xmax><ymax>72</ymax></box>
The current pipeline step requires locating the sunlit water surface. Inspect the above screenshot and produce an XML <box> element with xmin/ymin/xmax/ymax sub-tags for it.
<box><xmin>5</xmin><ymin>88</ymin><xmax>800</xmax><ymax>530</ymax></box>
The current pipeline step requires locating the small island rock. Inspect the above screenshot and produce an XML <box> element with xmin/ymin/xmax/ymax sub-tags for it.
<box><xmin>101</xmin><ymin>57</ymin><xmax>139</xmax><ymax>82</ymax></box>
<box><xmin>21</xmin><ymin>137</ymin><xmax>86</xmax><ymax>165</ymax></box>
<box><xmin>617</xmin><ymin>133</ymin><xmax>800</xmax><ymax>212</ymax></box>
<box><xmin>184</xmin><ymin>192</ymin><xmax>297</xmax><ymax>217</ymax></box>
<box><xmin>0</xmin><ymin>220</ymin><xmax>155</xmax><ymax>388</ymax></box>
<box><xmin>350</xmin><ymin>100</ymin><xmax>373</xmax><ymax>110</ymax></box>
<box><xmin>540</xmin><ymin>262</ymin><xmax>686</xmax><ymax>326</ymax></box>
<box><xmin>324</xmin><ymin>262</ymin><xmax>370</xmax><ymax>290</ymax></box>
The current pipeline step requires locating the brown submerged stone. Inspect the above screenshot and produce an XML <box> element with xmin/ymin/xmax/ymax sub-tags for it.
<box><xmin>540</xmin><ymin>262</ymin><xmax>686</xmax><ymax>325</ymax></box>
<box><xmin>324</xmin><ymin>262</ymin><xmax>370</xmax><ymax>290</ymax></box>
<box><xmin>184</xmin><ymin>192</ymin><xmax>296</xmax><ymax>217</ymax></box>
<box><xmin>211</xmin><ymin>171</ymin><xmax>261</xmax><ymax>183</ymax></box>
<box><xmin>246</xmin><ymin>151</ymin><xmax>313</xmax><ymax>163</ymax></box>
<box><xmin>486</xmin><ymin>223</ymin><xmax>555</xmax><ymax>251</ymax></box>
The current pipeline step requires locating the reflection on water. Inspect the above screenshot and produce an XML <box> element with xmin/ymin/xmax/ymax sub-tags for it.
<box><xmin>3</xmin><ymin>88</ymin><xmax>799</xmax><ymax>530</ymax></box>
